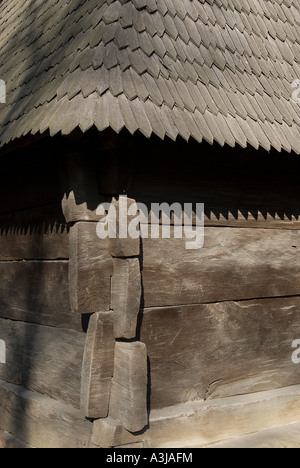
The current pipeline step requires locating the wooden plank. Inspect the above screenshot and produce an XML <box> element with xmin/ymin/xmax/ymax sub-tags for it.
<box><xmin>69</xmin><ymin>222</ymin><xmax>113</xmax><ymax>314</ymax></box>
<box><xmin>81</xmin><ymin>312</ymin><xmax>115</xmax><ymax>419</ymax></box>
<box><xmin>0</xmin><ymin>318</ymin><xmax>85</xmax><ymax>408</ymax></box>
<box><xmin>0</xmin><ymin>261</ymin><xmax>81</xmax><ymax>331</ymax></box>
<box><xmin>147</xmin><ymin>386</ymin><xmax>300</xmax><ymax>448</ymax></box>
<box><xmin>0</xmin><ymin>227</ymin><xmax>69</xmax><ymax>260</ymax></box>
<box><xmin>142</xmin><ymin>227</ymin><xmax>300</xmax><ymax>307</ymax></box>
<box><xmin>111</xmin><ymin>258</ymin><xmax>142</xmax><ymax>339</ymax></box>
<box><xmin>107</xmin><ymin>196</ymin><xmax>140</xmax><ymax>258</ymax></box>
<box><xmin>0</xmin><ymin>203</ymin><xmax>69</xmax><ymax>260</ymax></box>
<box><xmin>92</xmin><ymin>386</ymin><xmax>300</xmax><ymax>448</ymax></box>
<box><xmin>0</xmin><ymin>379</ymin><xmax>92</xmax><ymax>448</ymax></box>
<box><xmin>91</xmin><ymin>417</ymin><xmax>145</xmax><ymax>448</ymax></box>
<box><xmin>140</xmin><ymin>297</ymin><xmax>300</xmax><ymax>409</ymax></box>
<box><xmin>109</xmin><ymin>341</ymin><xmax>148</xmax><ymax>433</ymax></box>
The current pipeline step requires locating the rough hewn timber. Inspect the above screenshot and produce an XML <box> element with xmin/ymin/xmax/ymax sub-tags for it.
<box><xmin>81</xmin><ymin>312</ymin><xmax>115</xmax><ymax>419</ymax></box>
<box><xmin>0</xmin><ymin>261</ymin><xmax>81</xmax><ymax>330</ymax></box>
<box><xmin>0</xmin><ymin>227</ymin><xmax>69</xmax><ymax>260</ymax></box>
<box><xmin>92</xmin><ymin>386</ymin><xmax>300</xmax><ymax>448</ymax></box>
<box><xmin>140</xmin><ymin>297</ymin><xmax>300</xmax><ymax>409</ymax></box>
<box><xmin>109</xmin><ymin>341</ymin><xmax>148</xmax><ymax>433</ymax></box>
<box><xmin>142</xmin><ymin>227</ymin><xmax>300</xmax><ymax>307</ymax></box>
<box><xmin>69</xmin><ymin>222</ymin><xmax>113</xmax><ymax>314</ymax></box>
<box><xmin>0</xmin><ymin>318</ymin><xmax>85</xmax><ymax>408</ymax></box>
<box><xmin>111</xmin><ymin>258</ymin><xmax>141</xmax><ymax>339</ymax></box>
<box><xmin>91</xmin><ymin>417</ymin><xmax>145</xmax><ymax>448</ymax></box>
<box><xmin>0</xmin><ymin>379</ymin><xmax>92</xmax><ymax>448</ymax></box>
<box><xmin>106</xmin><ymin>196</ymin><xmax>140</xmax><ymax>258</ymax></box>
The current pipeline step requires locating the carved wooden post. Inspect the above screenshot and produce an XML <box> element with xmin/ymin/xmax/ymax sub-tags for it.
<box><xmin>99</xmin><ymin>149</ymin><xmax>148</xmax><ymax>434</ymax></box>
<box><xmin>62</xmin><ymin>147</ymin><xmax>148</xmax><ymax>436</ymax></box>
<box><xmin>61</xmin><ymin>150</ymin><xmax>114</xmax><ymax>419</ymax></box>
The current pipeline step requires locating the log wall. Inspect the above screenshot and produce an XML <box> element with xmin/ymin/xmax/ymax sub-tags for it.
<box><xmin>0</xmin><ymin>148</ymin><xmax>85</xmax><ymax>420</ymax></box>
<box><xmin>126</xmin><ymin>139</ymin><xmax>300</xmax><ymax>411</ymax></box>
<box><xmin>0</xmin><ymin>134</ymin><xmax>300</xmax><ymax>446</ymax></box>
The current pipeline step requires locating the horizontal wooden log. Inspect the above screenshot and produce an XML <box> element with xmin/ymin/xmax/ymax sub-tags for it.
<box><xmin>91</xmin><ymin>417</ymin><xmax>145</xmax><ymax>448</ymax></box>
<box><xmin>0</xmin><ymin>379</ymin><xmax>92</xmax><ymax>448</ymax></box>
<box><xmin>0</xmin><ymin>227</ymin><xmax>69</xmax><ymax>260</ymax></box>
<box><xmin>142</xmin><ymin>227</ymin><xmax>300</xmax><ymax>307</ymax></box>
<box><xmin>147</xmin><ymin>385</ymin><xmax>300</xmax><ymax>448</ymax></box>
<box><xmin>92</xmin><ymin>386</ymin><xmax>300</xmax><ymax>448</ymax></box>
<box><xmin>69</xmin><ymin>222</ymin><xmax>113</xmax><ymax>314</ymax></box>
<box><xmin>111</xmin><ymin>258</ymin><xmax>142</xmax><ymax>339</ymax></box>
<box><xmin>0</xmin><ymin>318</ymin><xmax>85</xmax><ymax>408</ymax></box>
<box><xmin>110</xmin><ymin>341</ymin><xmax>148</xmax><ymax>433</ymax></box>
<box><xmin>0</xmin><ymin>261</ymin><xmax>81</xmax><ymax>331</ymax></box>
<box><xmin>140</xmin><ymin>297</ymin><xmax>300</xmax><ymax>409</ymax></box>
<box><xmin>81</xmin><ymin>312</ymin><xmax>115</xmax><ymax>419</ymax></box>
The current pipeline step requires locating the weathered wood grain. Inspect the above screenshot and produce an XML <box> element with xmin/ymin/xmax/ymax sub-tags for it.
<box><xmin>0</xmin><ymin>227</ymin><xmax>69</xmax><ymax>260</ymax></box>
<box><xmin>0</xmin><ymin>261</ymin><xmax>81</xmax><ymax>330</ymax></box>
<box><xmin>0</xmin><ymin>379</ymin><xmax>92</xmax><ymax>448</ymax></box>
<box><xmin>110</xmin><ymin>341</ymin><xmax>148</xmax><ymax>433</ymax></box>
<box><xmin>147</xmin><ymin>386</ymin><xmax>300</xmax><ymax>448</ymax></box>
<box><xmin>0</xmin><ymin>318</ymin><xmax>85</xmax><ymax>408</ymax></box>
<box><xmin>92</xmin><ymin>386</ymin><xmax>300</xmax><ymax>448</ymax></box>
<box><xmin>69</xmin><ymin>222</ymin><xmax>113</xmax><ymax>314</ymax></box>
<box><xmin>140</xmin><ymin>297</ymin><xmax>300</xmax><ymax>409</ymax></box>
<box><xmin>142</xmin><ymin>227</ymin><xmax>300</xmax><ymax>307</ymax></box>
<box><xmin>81</xmin><ymin>312</ymin><xmax>115</xmax><ymax>419</ymax></box>
<box><xmin>106</xmin><ymin>196</ymin><xmax>140</xmax><ymax>258</ymax></box>
<box><xmin>91</xmin><ymin>417</ymin><xmax>145</xmax><ymax>448</ymax></box>
<box><xmin>111</xmin><ymin>258</ymin><xmax>142</xmax><ymax>339</ymax></box>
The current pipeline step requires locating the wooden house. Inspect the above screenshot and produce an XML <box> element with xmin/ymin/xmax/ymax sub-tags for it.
<box><xmin>0</xmin><ymin>0</ymin><xmax>300</xmax><ymax>448</ymax></box>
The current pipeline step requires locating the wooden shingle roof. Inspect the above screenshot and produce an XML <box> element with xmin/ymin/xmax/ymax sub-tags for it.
<box><xmin>0</xmin><ymin>0</ymin><xmax>299</xmax><ymax>152</ymax></box>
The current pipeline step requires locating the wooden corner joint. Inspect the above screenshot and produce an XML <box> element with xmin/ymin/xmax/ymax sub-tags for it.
<box><xmin>77</xmin><ymin>196</ymin><xmax>148</xmax><ymax>436</ymax></box>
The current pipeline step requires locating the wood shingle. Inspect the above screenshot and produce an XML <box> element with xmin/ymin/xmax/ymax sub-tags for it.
<box><xmin>0</xmin><ymin>0</ymin><xmax>299</xmax><ymax>152</ymax></box>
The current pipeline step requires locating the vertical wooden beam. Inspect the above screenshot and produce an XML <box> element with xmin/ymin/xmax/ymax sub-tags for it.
<box><xmin>109</xmin><ymin>341</ymin><xmax>148</xmax><ymax>433</ymax></box>
<box><xmin>111</xmin><ymin>258</ymin><xmax>142</xmax><ymax>339</ymax></box>
<box><xmin>107</xmin><ymin>196</ymin><xmax>140</xmax><ymax>258</ymax></box>
<box><xmin>69</xmin><ymin>222</ymin><xmax>113</xmax><ymax>314</ymax></box>
<box><xmin>81</xmin><ymin>312</ymin><xmax>115</xmax><ymax>419</ymax></box>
